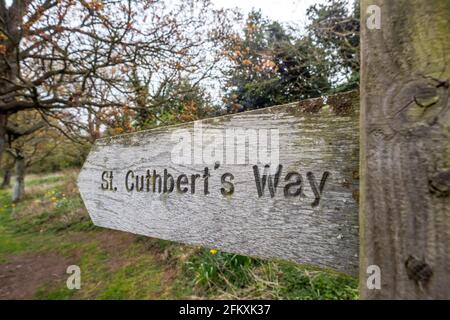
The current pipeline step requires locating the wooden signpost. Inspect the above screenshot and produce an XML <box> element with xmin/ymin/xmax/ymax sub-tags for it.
<box><xmin>78</xmin><ymin>91</ymin><xmax>360</xmax><ymax>275</ymax></box>
<box><xmin>78</xmin><ymin>0</ymin><xmax>449</xmax><ymax>299</ymax></box>
<box><xmin>360</xmin><ymin>0</ymin><xmax>450</xmax><ymax>299</ymax></box>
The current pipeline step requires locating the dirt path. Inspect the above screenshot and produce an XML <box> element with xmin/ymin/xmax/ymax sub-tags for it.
<box><xmin>0</xmin><ymin>230</ymin><xmax>178</xmax><ymax>299</ymax></box>
<box><xmin>0</xmin><ymin>252</ymin><xmax>73</xmax><ymax>299</ymax></box>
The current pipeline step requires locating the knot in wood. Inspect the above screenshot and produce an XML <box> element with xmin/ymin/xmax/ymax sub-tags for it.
<box><xmin>429</xmin><ymin>170</ymin><xmax>450</xmax><ymax>198</ymax></box>
<box><xmin>383</xmin><ymin>78</ymin><xmax>449</xmax><ymax>135</ymax></box>
<box><xmin>405</xmin><ymin>255</ymin><xmax>433</xmax><ymax>284</ymax></box>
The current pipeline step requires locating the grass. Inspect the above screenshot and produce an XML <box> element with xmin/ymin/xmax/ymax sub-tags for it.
<box><xmin>0</xmin><ymin>170</ymin><xmax>358</xmax><ymax>299</ymax></box>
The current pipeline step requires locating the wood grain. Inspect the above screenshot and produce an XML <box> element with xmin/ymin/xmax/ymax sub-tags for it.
<box><xmin>78</xmin><ymin>91</ymin><xmax>360</xmax><ymax>275</ymax></box>
<box><xmin>360</xmin><ymin>0</ymin><xmax>450</xmax><ymax>298</ymax></box>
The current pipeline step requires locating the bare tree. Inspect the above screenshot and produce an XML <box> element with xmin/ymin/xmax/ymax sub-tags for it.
<box><xmin>0</xmin><ymin>0</ymin><xmax>238</xmax><ymax>163</ymax></box>
<box><xmin>4</xmin><ymin>110</ymin><xmax>45</xmax><ymax>201</ymax></box>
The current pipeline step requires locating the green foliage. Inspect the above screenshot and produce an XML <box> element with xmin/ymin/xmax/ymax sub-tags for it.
<box><xmin>224</xmin><ymin>2</ymin><xmax>360</xmax><ymax>111</ymax></box>
<box><xmin>35</xmin><ymin>286</ymin><xmax>76</xmax><ymax>300</ymax></box>
<box><xmin>26</xmin><ymin>141</ymin><xmax>90</xmax><ymax>174</ymax></box>
<box><xmin>5</xmin><ymin>183</ymin><xmax>97</xmax><ymax>235</ymax></box>
<box><xmin>185</xmin><ymin>248</ymin><xmax>358</xmax><ymax>299</ymax></box>
<box><xmin>186</xmin><ymin>249</ymin><xmax>258</xmax><ymax>289</ymax></box>
<box><xmin>224</xmin><ymin>11</ymin><xmax>333</xmax><ymax>111</ymax></box>
<box><xmin>0</xmin><ymin>191</ymin><xmax>34</xmax><ymax>261</ymax></box>
<box><xmin>98</xmin><ymin>259</ymin><xmax>163</xmax><ymax>300</ymax></box>
<box><xmin>129</xmin><ymin>74</ymin><xmax>217</xmax><ymax>131</ymax></box>
<box><xmin>26</xmin><ymin>175</ymin><xmax>62</xmax><ymax>187</ymax></box>
<box><xmin>0</xmin><ymin>225</ymin><xmax>27</xmax><ymax>261</ymax></box>
<box><xmin>277</xmin><ymin>263</ymin><xmax>358</xmax><ymax>300</ymax></box>
<box><xmin>307</xmin><ymin>0</ymin><xmax>360</xmax><ymax>89</ymax></box>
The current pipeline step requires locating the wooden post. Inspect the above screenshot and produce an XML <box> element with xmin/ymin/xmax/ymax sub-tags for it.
<box><xmin>360</xmin><ymin>0</ymin><xmax>450</xmax><ymax>298</ymax></box>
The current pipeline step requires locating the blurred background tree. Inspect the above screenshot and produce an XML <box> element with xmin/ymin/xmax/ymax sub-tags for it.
<box><xmin>307</xmin><ymin>0</ymin><xmax>360</xmax><ymax>91</ymax></box>
<box><xmin>222</xmin><ymin>0</ymin><xmax>359</xmax><ymax>111</ymax></box>
<box><xmin>222</xmin><ymin>11</ymin><xmax>331</xmax><ymax>111</ymax></box>
<box><xmin>129</xmin><ymin>71</ymin><xmax>216</xmax><ymax>131</ymax></box>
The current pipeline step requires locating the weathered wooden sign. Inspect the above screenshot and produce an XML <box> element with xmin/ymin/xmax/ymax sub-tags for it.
<box><xmin>77</xmin><ymin>91</ymin><xmax>360</xmax><ymax>275</ymax></box>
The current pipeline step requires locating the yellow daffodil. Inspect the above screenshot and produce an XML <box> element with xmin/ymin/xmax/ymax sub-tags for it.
<box><xmin>210</xmin><ymin>249</ymin><xmax>218</xmax><ymax>255</ymax></box>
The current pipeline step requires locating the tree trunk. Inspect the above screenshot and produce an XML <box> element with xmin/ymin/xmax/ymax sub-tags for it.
<box><xmin>360</xmin><ymin>0</ymin><xmax>450</xmax><ymax>298</ymax></box>
<box><xmin>12</xmin><ymin>153</ymin><xmax>25</xmax><ymax>203</ymax></box>
<box><xmin>0</xmin><ymin>11</ymin><xmax>13</xmax><ymax>167</ymax></box>
<box><xmin>0</xmin><ymin>115</ymin><xmax>7</xmax><ymax>168</ymax></box>
<box><xmin>1</xmin><ymin>167</ymin><xmax>12</xmax><ymax>189</ymax></box>
<box><xmin>0</xmin><ymin>2</ymin><xmax>25</xmax><ymax>166</ymax></box>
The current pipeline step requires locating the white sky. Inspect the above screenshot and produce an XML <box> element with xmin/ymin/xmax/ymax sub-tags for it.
<box><xmin>5</xmin><ymin>0</ymin><xmax>334</xmax><ymax>25</ymax></box>
<box><xmin>4</xmin><ymin>0</ymin><xmax>335</xmax><ymax>22</ymax></box>
<box><xmin>211</xmin><ymin>0</ymin><xmax>331</xmax><ymax>25</ymax></box>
